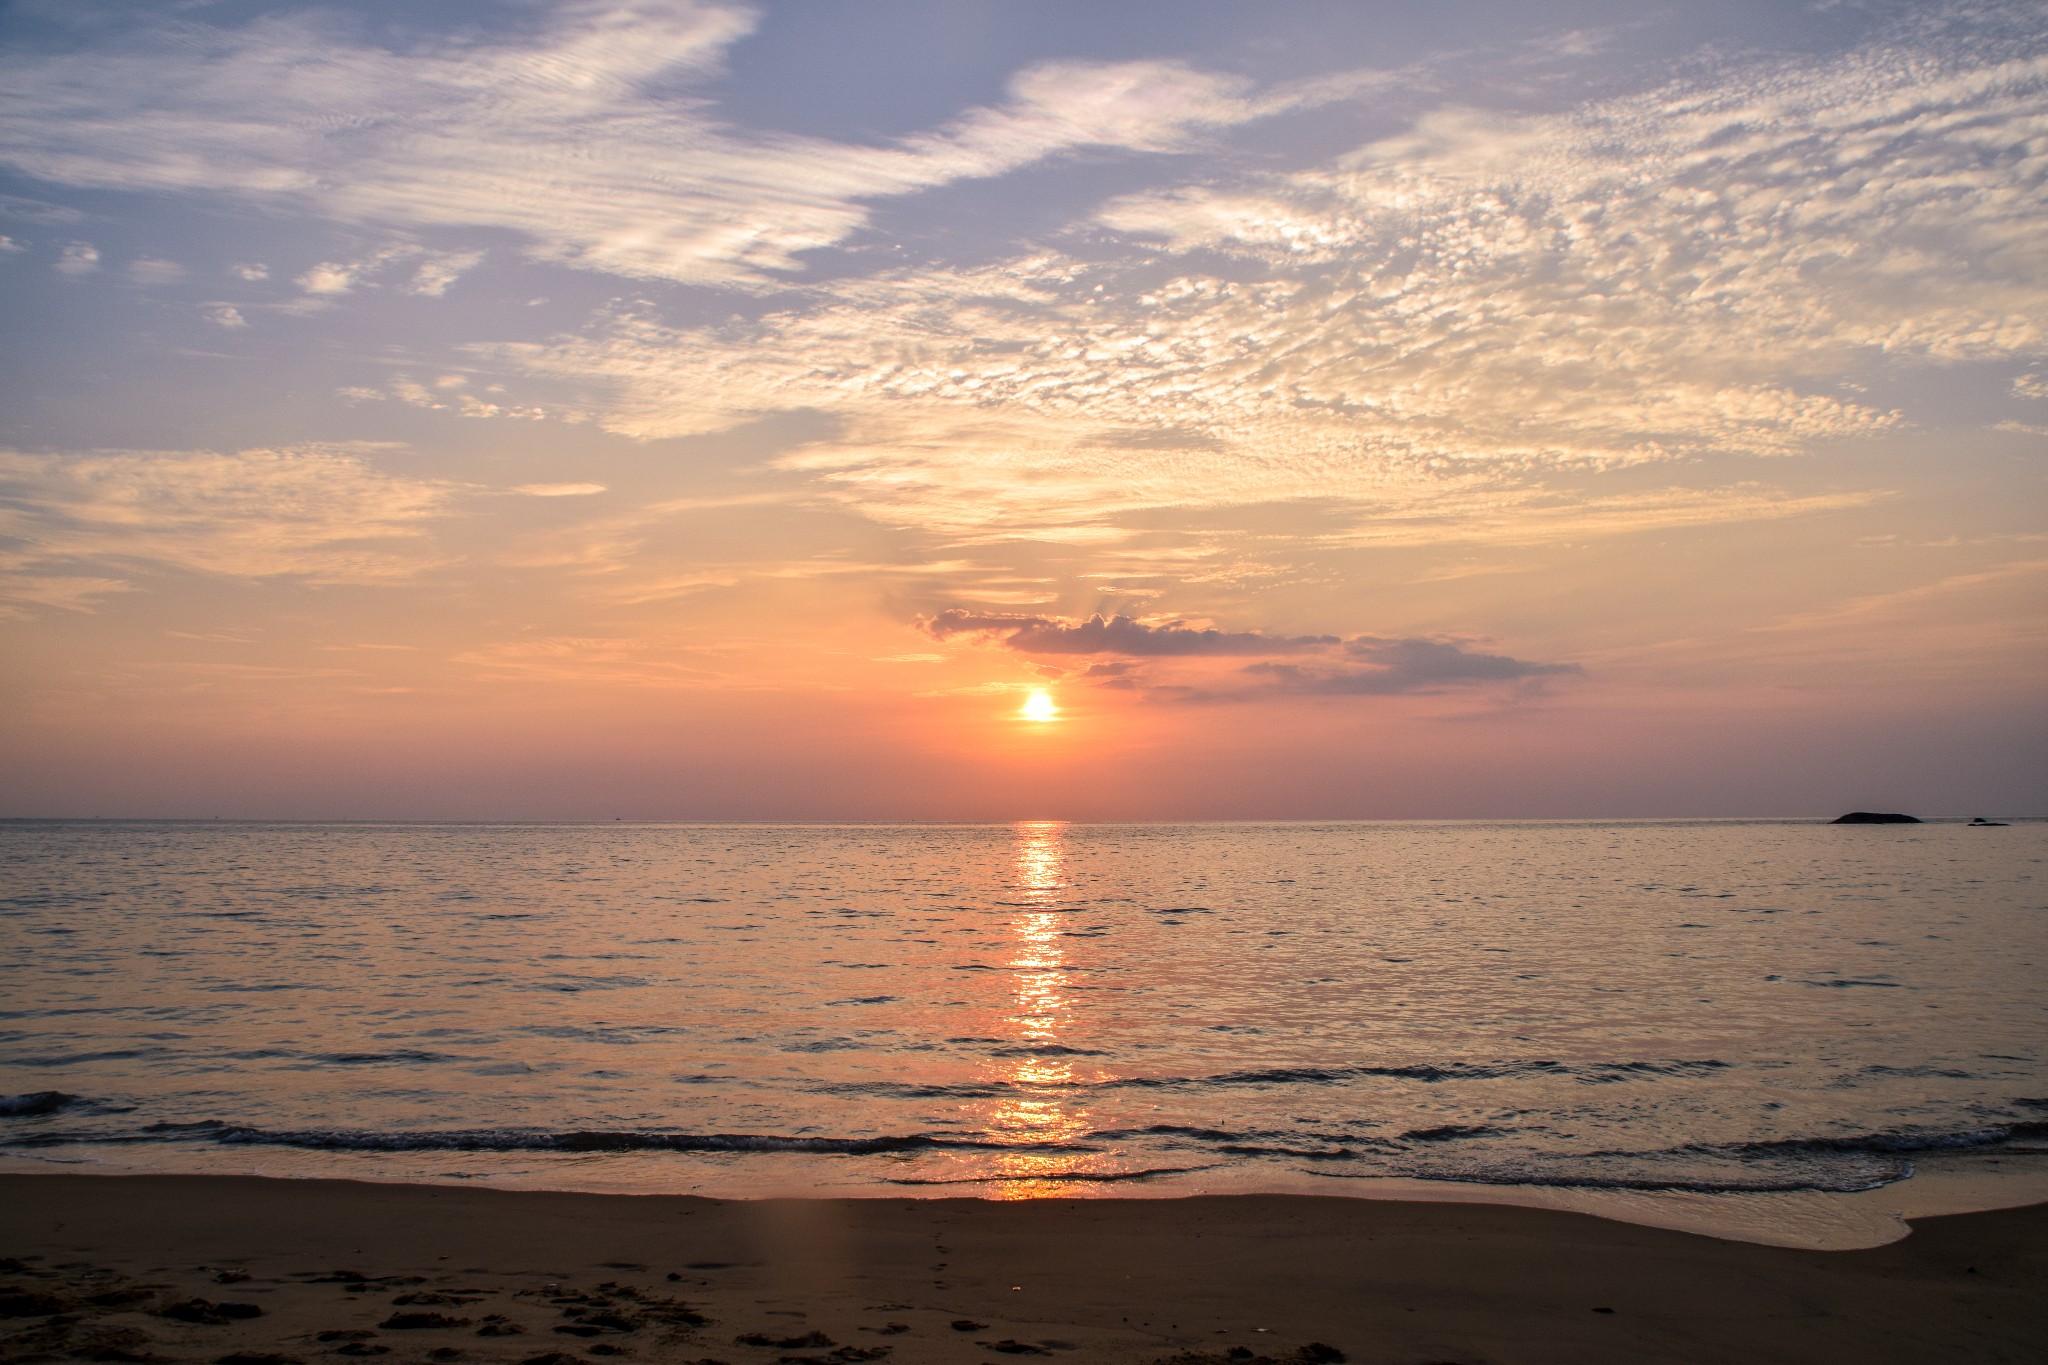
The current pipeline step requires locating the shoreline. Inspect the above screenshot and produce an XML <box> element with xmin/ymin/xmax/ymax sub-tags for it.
<box><xmin>8</xmin><ymin>1143</ymin><xmax>2048</xmax><ymax>1251</ymax></box>
<box><xmin>5</xmin><ymin>1173</ymin><xmax>2046</xmax><ymax>1364</ymax></box>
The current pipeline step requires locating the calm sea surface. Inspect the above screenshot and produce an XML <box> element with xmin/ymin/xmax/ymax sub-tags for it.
<box><xmin>3</xmin><ymin>819</ymin><xmax>2044</xmax><ymax>1238</ymax></box>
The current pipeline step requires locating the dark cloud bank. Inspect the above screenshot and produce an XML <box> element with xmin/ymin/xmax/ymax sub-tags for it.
<box><xmin>922</xmin><ymin>611</ymin><xmax>1580</xmax><ymax>699</ymax></box>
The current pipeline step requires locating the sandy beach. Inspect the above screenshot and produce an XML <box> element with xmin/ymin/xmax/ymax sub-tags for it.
<box><xmin>3</xmin><ymin>1175</ymin><xmax>2043</xmax><ymax>1365</ymax></box>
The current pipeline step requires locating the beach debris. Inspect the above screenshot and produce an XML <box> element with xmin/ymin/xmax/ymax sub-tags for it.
<box><xmin>162</xmin><ymin>1299</ymin><xmax>264</xmax><ymax>1325</ymax></box>
<box><xmin>316</xmin><ymin>1329</ymin><xmax>390</xmax><ymax>1354</ymax></box>
<box><xmin>307</xmin><ymin>1273</ymin><xmax>424</xmax><ymax>1288</ymax></box>
<box><xmin>1155</xmin><ymin>1346</ymin><xmax>1346</xmax><ymax>1365</ymax></box>
<box><xmin>555</xmin><ymin>1316</ymin><xmax>638</xmax><ymax>1337</ymax></box>
<box><xmin>379</xmin><ymin>1311</ymin><xmax>471</xmax><ymax>1330</ymax></box>
<box><xmin>24</xmin><ymin>1323</ymin><xmax>166</xmax><ymax>1363</ymax></box>
<box><xmin>734</xmin><ymin>1329</ymin><xmax>834</xmax><ymax>1348</ymax></box>
<box><xmin>0</xmin><ymin>1288</ymin><xmax>70</xmax><ymax>1317</ymax></box>
<box><xmin>76</xmin><ymin>1345</ymin><xmax>165</xmax><ymax>1363</ymax></box>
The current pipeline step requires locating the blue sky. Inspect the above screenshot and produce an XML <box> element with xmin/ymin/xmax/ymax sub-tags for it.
<box><xmin>1</xmin><ymin>0</ymin><xmax>2043</xmax><ymax>818</ymax></box>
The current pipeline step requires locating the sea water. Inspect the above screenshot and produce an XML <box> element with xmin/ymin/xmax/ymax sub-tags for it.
<box><xmin>3</xmin><ymin>819</ymin><xmax>2043</xmax><ymax>1246</ymax></box>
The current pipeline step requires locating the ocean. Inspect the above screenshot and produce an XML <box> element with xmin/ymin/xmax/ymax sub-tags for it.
<box><xmin>4</xmin><ymin>818</ymin><xmax>2044</xmax><ymax>1245</ymax></box>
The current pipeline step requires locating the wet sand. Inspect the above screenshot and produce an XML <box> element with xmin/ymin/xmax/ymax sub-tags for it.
<box><xmin>2</xmin><ymin>1174</ymin><xmax>2043</xmax><ymax>1364</ymax></box>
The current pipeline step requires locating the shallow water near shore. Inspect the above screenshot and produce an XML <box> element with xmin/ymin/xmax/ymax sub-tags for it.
<box><xmin>3</xmin><ymin>818</ymin><xmax>2045</xmax><ymax>1247</ymax></box>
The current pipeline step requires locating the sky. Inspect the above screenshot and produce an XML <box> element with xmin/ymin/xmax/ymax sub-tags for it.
<box><xmin>0</xmin><ymin>0</ymin><xmax>2043</xmax><ymax>820</ymax></box>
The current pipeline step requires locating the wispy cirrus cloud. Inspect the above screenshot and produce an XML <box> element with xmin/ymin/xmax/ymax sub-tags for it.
<box><xmin>470</xmin><ymin>13</ymin><xmax>2039</xmax><ymax>558</ymax></box>
<box><xmin>0</xmin><ymin>2</ymin><xmax>1286</xmax><ymax>287</ymax></box>
<box><xmin>0</xmin><ymin>446</ymin><xmax>452</xmax><ymax>612</ymax></box>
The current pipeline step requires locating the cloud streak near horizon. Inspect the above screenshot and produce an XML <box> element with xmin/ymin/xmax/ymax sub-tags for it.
<box><xmin>922</xmin><ymin>609</ymin><xmax>1579</xmax><ymax>700</ymax></box>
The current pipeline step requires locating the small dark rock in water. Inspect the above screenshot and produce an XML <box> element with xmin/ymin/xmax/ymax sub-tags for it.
<box><xmin>519</xmin><ymin>1354</ymin><xmax>584</xmax><ymax>1365</ymax></box>
<box><xmin>380</xmin><ymin>1312</ymin><xmax>471</xmax><ymax>1331</ymax></box>
<box><xmin>1298</xmin><ymin>1349</ymin><xmax>1347</xmax><ymax>1364</ymax></box>
<box><xmin>335</xmin><ymin>1345</ymin><xmax>390</xmax><ymax>1356</ymax></box>
<box><xmin>314</xmin><ymin>1331</ymin><xmax>373</xmax><ymax>1342</ymax></box>
<box><xmin>0</xmin><ymin>1091</ymin><xmax>79</xmax><ymax>1117</ymax></box>
<box><xmin>948</xmin><ymin>1320</ymin><xmax>987</xmax><ymax>1332</ymax></box>
<box><xmin>1592</xmin><ymin>1306</ymin><xmax>1616</xmax><ymax>1314</ymax></box>
<box><xmin>588</xmin><ymin>1347</ymin><xmax>625</xmax><ymax>1357</ymax></box>
<box><xmin>428</xmin><ymin>1349</ymin><xmax>464</xmax><ymax>1360</ymax></box>
<box><xmin>863</xmin><ymin>1323</ymin><xmax>910</xmax><ymax>1336</ymax></box>
<box><xmin>214</xmin><ymin>1355</ymin><xmax>301</xmax><ymax>1365</ymax></box>
<box><xmin>213</xmin><ymin>1272</ymin><xmax>251</xmax><ymax>1285</ymax></box>
<box><xmin>982</xmin><ymin>1342</ymin><xmax>1051</xmax><ymax>1356</ymax></box>
<box><xmin>1831</xmin><ymin>811</ymin><xmax>1921</xmax><ymax>824</ymax></box>
<box><xmin>477</xmin><ymin>1322</ymin><xmax>526</xmax><ymax>1337</ymax></box>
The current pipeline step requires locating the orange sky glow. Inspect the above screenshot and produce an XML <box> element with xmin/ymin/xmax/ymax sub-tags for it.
<box><xmin>0</xmin><ymin>0</ymin><xmax>2042</xmax><ymax>819</ymax></box>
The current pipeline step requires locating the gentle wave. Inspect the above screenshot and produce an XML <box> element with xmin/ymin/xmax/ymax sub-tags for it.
<box><xmin>8</xmin><ymin>1111</ymin><xmax>2044</xmax><ymax>1191</ymax></box>
<box><xmin>813</xmin><ymin>1058</ymin><xmax>1734</xmax><ymax>1100</ymax></box>
<box><xmin>0</xmin><ymin>1120</ymin><xmax>1045</xmax><ymax>1156</ymax></box>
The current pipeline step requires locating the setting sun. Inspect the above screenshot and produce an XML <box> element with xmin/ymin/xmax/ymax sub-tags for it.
<box><xmin>1021</xmin><ymin>689</ymin><xmax>1058</xmax><ymax>723</ymax></box>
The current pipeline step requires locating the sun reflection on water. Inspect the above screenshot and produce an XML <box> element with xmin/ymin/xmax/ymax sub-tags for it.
<box><xmin>985</xmin><ymin>819</ymin><xmax>1092</xmax><ymax>1199</ymax></box>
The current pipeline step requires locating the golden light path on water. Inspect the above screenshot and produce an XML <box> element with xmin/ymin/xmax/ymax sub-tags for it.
<box><xmin>985</xmin><ymin>819</ymin><xmax>1094</xmax><ymax>1198</ymax></box>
